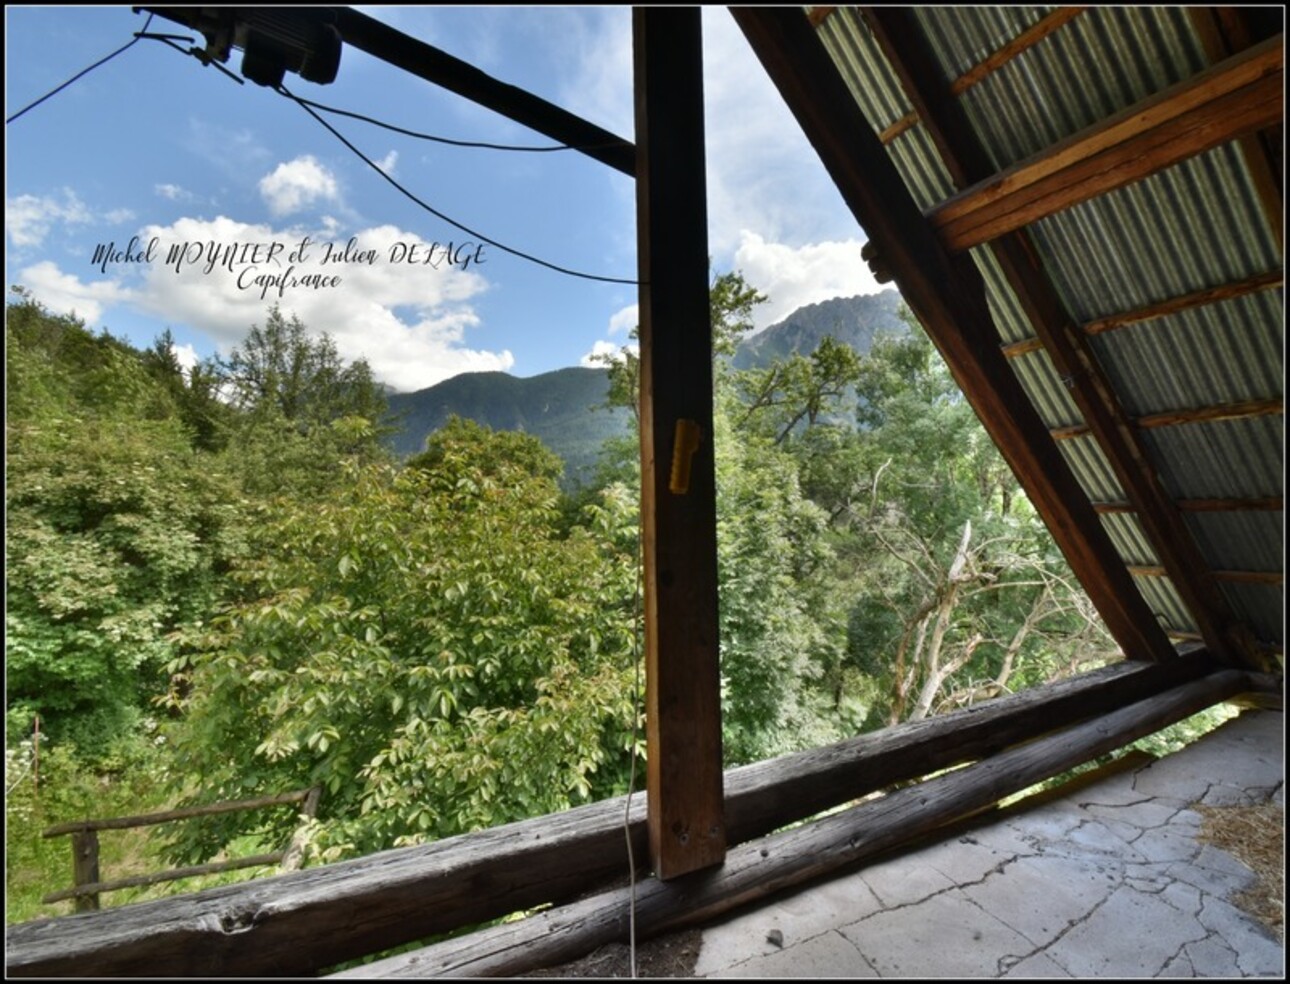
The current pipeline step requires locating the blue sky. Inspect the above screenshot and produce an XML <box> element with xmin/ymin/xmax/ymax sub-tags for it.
<box><xmin>6</xmin><ymin>6</ymin><xmax>881</xmax><ymax>392</ymax></box>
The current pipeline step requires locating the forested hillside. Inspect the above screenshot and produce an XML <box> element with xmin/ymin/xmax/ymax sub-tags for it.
<box><xmin>5</xmin><ymin>276</ymin><xmax>1125</xmax><ymax>920</ymax></box>
<box><xmin>385</xmin><ymin>367</ymin><xmax>629</xmax><ymax>487</ymax></box>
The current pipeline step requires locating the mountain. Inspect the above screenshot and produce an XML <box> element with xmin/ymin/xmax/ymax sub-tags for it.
<box><xmin>733</xmin><ymin>288</ymin><xmax>906</xmax><ymax>370</ymax></box>
<box><xmin>384</xmin><ymin>290</ymin><xmax>909</xmax><ymax>487</ymax></box>
<box><xmin>385</xmin><ymin>366</ymin><xmax>628</xmax><ymax>487</ymax></box>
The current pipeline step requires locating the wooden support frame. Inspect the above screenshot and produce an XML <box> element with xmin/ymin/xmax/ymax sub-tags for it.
<box><xmin>926</xmin><ymin>36</ymin><xmax>1284</xmax><ymax>251</ymax></box>
<box><xmin>877</xmin><ymin>7</ymin><xmax>1089</xmax><ymax>147</ymax></box>
<box><xmin>1093</xmin><ymin>497</ymin><xmax>1284</xmax><ymax>514</ymax></box>
<box><xmin>1051</xmin><ymin>398</ymin><xmax>1284</xmax><ymax>440</ymax></box>
<box><xmin>1187</xmin><ymin>7</ymin><xmax>1285</xmax><ymax>254</ymax></box>
<box><xmin>6</xmin><ymin>656</ymin><xmax>1227</xmax><ymax>978</ymax></box>
<box><xmin>339</xmin><ymin>667</ymin><xmax>1255</xmax><ymax>978</ymax></box>
<box><xmin>1002</xmin><ymin>270</ymin><xmax>1285</xmax><ymax>357</ymax></box>
<box><xmin>633</xmin><ymin>6</ymin><xmax>726</xmax><ymax>881</ymax></box>
<box><xmin>860</xmin><ymin>6</ymin><xmax>1271</xmax><ymax>673</ymax></box>
<box><xmin>733</xmin><ymin>6</ymin><xmax>1176</xmax><ymax>665</ymax></box>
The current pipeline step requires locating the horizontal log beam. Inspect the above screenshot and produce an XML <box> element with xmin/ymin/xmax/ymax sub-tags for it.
<box><xmin>5</xmin><ymin>657</ymin><xmax>1219</xmax><ymax>978</ymax></box>
<box><xmin>928</xmin><ymin>37</ymin><xmax>1284</xmax><ymax>251</ymax></box>
<box><xmin>340</xmin><ymin>669</ymin><xmax>1254</xmax><ymax>978</ymax></box>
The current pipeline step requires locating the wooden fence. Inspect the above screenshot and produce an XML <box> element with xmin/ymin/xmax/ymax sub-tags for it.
<box><xmin>41</xmin><ymin>787</ymin><xmax>321</xmax><ymax>912</ymax></box>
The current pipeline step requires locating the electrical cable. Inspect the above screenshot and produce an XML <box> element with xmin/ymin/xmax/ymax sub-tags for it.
<box><xmin>137</xmin><ymin>27</ymin><xmax>639</xmax><ymax>286</ymax></box>
<box><xmin>6</xmin><ymin>12</ymin><xmax>155</xmax><ymax>125</ymax></box>
<box><xmin>279</xmin><ymin>83</ymin><xmax>639</xmax><ymax>286</ymax></box>
<box><xmin>286</xmin><ymin>93</ymin><xmax>576</xmax><ymax>153</ymax></box>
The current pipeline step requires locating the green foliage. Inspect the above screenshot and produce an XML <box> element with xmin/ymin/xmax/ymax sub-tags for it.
<box><xmin>5</xmin><ymin>296</ymin><xmax>247</xmax><ymax>754</ymax></box>
<box><xmin>5</xmin><ymin>732</ymin><xmax>170</xmax><ymax>924</ymax></box>
<box><xmin>216</xmin><ymin>305</ymin><xmax>393</xmax><ymax>499</ymax></box>
<box><xmin>163</xmin><ymin>423</ymin><xmax>641</xmax><ymax>863</ymax></box>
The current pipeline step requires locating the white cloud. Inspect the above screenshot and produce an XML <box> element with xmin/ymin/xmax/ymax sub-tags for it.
<box><xmin>129</xmin><ymin>215</ymin><xmax>511</xmax><ymax>391</ymax></box>
<box><xmin>5</xmin><ymin>189</ymin><xmax>93</xmax><ymax>247</ymax></box>
<box><xmin>17</xmin><ymin>260</ymin><xmax>134</xmax><ymax>327</ymax></box>
<box><xmin>697</xmin><ymin>10</ymin><xmax>868</xmax><ymax>278</ymax></box>
<box><xmin>375</xmin><ymin>150</ymin><xmax>399</xmax><ymax>176</ymax></box>
<box><xmin>173</xmin><ymin>343</ymin><xmax>200</xmax><ymax>373</ymax></box>
<box><xmin>155</xmin><ymin>183</ymin><xmax>194</xmax><ymax>202</ymax></box>
<box><xmin>258</xmin><ymin>156</ymin><xmax>340</xmax><ymax>217</ymax></box>
<box><xmin>580</xmin><ymin>339</ymin><xmax>636</xmax><ymax>367</ymax></box>
<box><xmin>608</xmin><ymin>304</ymin><xmax>638</xmax><ymax>336</ymax></box>
<box><xmin>733</xmin><ymin>231</ymin><xmax>885</xmax><ymax>329</ymax></box>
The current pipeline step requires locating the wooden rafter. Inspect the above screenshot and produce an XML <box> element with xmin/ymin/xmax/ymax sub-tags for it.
<box><xmin>732</xmin><ymin>6</ymin><xmax>1176</xmax><ymax>666</ymax></box>
<box><xmin>1129</xmin><ymin>566</ymin><xmax>1283</xmax><ymax>586</ymax></box>
<box><xmin>1082</xmin><ymin>270</ymin><xmax>1285</xmax><ymax>336</ymax></box>
<box><xmin>1092</xmin><ymin>497</ymin><xmax>1284</xmax><ymax>514</ymax></box>
<box><xmin>859</xmin><ymin>6</ymin><xmax>1270</xmax><ymax>672</ymax></box>
<box><xmin>1187</xmin><ymin>7</ymin><xmax>1284</xmax><ymax>254</ymax></box>
<box><xmin>807</xmin><ymin>7</ymin><xmax>836</xmax><ymax>28</ymax></box>
<box><xmin>1002</xmin><ymin>270</ymin><xmax>1285</xmax><ymax>357</ymax></box>
<box><xmin>1051</xmin><ymin>398</ymin><xmax>1284</xmax><ymax>440</ymax></box>
<box><xmin>927</xmin><ymin>36</ymin><xmax>1284</xmax><ymax>252</ymax></box>
<box><xmin>876</xmin><ymin>7</ymin><xmax>1089</xmax><ymax>147</ymax></box>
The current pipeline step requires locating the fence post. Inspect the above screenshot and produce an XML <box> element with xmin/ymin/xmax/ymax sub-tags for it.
<box><xmin>71</xmin><ymin>831</ymin><xmax>101</xmax><ymax>912</ymax></box>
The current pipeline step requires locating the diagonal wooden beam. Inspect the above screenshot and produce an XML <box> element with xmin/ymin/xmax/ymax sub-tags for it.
<box><xmin>926</xmin><ymin>36</ymin><xmax>1284</xmax><ymax>251</ymax></box>
<box><xmin>1187</xmin><ymin>7</ymin><xmax>1284</xmax><ymax>254</ymax></box>
<box><xmin>876</xmin><ymin>7</ymin><xmax>1089</xmax><ymax>147</ymax></box>
<box><xmin>860</xmin><ymin>7</ymin><xmax>1270</xmax><ymax>671</ymax></box>
<box><xmin>732</xmin><ymin>6</ymin><xmax>1176</xmax><ymax>665</ymax></box>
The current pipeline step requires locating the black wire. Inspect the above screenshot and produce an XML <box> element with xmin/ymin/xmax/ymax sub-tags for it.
<box><xmin>6</xmin><ymin>13</ymin><xmax>155</xmax><ymax>125</ymax></box>
<box><xmin>279</xmin><ymin>83</ymin><xmax>639</xmax><ymax>287</ymax></box>
<box><xmin>288</xmin><ymin>93</ymin><xmax>573</xmax><ymax>153</ymax></box>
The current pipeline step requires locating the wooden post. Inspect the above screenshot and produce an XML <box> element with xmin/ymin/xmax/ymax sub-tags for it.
<box><xmin>633</xmin><ymin>6</ymin><xmax>727</xmax><ymax>880</ymax></box>
<box><xmin>32</xmin><ymin>714</ymin><xmax>39</xmax><ymax>797</ymax></box>
<box><xmin>71</xmin><ymin>832</ymin><xmax>100</xmax><ymax>913</ymax></box>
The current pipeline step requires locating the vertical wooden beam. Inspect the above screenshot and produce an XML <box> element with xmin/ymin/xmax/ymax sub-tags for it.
<box><xmin>633</xmin><ymin>7</ymin><xmax>726</xmax><ymax>880</ymax></box>
<box><xmin>733</xmin><ymin>6</ymin><xmax>1176</xmax><ymax>665</ymax></box>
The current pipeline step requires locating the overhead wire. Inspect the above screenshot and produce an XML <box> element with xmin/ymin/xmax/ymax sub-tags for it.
<box><xmin>279</xmin><ymin>84</ymin><xmax>639</xmax><ymax>286</ymax></box>
<box><xmin>6</xmin><ymin>12</ymin><xmax>156</xmax><ymax>125</ymax></box>
<box><xmin>285</xmin><ymin>93</ymin><xmax>573</xmax><ymax>153</ymax></box>
<box><xmin>127</xmin><ymin>27</ymin><xmax>638</xmax><ymax>287</ymax></box>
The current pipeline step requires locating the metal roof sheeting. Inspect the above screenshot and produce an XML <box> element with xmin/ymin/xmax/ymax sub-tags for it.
<box><xmin>813</xmin><ymin>5</ymin><xmax>1284</xmax><ymax>651</ymax></box>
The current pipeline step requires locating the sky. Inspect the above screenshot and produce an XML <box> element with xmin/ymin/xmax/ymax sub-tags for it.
<box><xmin>5</xmin><ymin>6</ymin><xmax>882</xmax><ymax>393</ymax></box>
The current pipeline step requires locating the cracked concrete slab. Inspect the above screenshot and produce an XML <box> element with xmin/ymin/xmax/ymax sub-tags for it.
<box><xmin>695</xmin><ymin>710</ymin><xmax>1284</xmax><ymax>978</ymax></box>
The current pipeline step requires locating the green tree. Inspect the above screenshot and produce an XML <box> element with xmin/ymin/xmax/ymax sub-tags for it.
<box><xmin>832</xmin><ymin>318</ymin><xmax>1118</xmax><ymax>726</ymax></box>
<box><xmin>5</xmin><ymin>296</ymin><xmax>245</xmax><ymax>753</ymax></box>
<box><xmin>162</xmin><ymin>422</ymin><xmax>640</xmax><ymax>863</ymax></box>
<box><xmin>215</xmin><ymin>305</ymin><xmax>393</xmax><ymax>498</ymax></box>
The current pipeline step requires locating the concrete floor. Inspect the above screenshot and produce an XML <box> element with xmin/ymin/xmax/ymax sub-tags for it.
<box><xmin>693</xmin><ymin>709</ymin><xmax>1284</xmax><ymax>979</ymax></box>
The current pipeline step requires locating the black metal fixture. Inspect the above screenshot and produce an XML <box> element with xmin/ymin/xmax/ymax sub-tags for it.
<box><xmin>138</xmin><ymin>7</ymin><xmax>342</xmax><ymax>87</ymax></box>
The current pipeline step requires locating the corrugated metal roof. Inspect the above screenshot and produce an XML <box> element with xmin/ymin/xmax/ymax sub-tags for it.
<box><xmin>812</xmin><ymin>5</ymin><xmax>1284</xmax><ymax>652</ymax></box>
